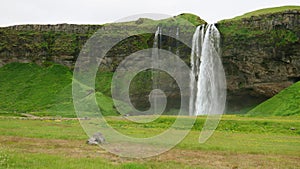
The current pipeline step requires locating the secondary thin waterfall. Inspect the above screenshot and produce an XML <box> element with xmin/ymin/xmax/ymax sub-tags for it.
<box><xmin>152</xmin><ymin>26</ymin><xmax>162</xmax><ymax>113</ymax></box>
<box><xmin>190</xmin><ymin>24</ymin><xmax>226</xmax><ymax>116</ymax></box>
<box><xmin>152</xmin><ymin>27</ymin><xmax>160</xmax><ymax>70</ymax></box>
<box><xmin>176</xmin><ymin>27</ymin><xmax>180</xmax><ymax>56</ymax></box>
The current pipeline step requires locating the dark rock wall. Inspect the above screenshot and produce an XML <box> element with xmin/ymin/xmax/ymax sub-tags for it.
<box><xmin>218</xmin><ymin>10</ymin><xmax>300</xmax><ymax>111</ymax></box>
<box><xmin>0</xmin><ymin>24</ymin><xmax>102</xmax><ymax>68</ymax></box>
<box><xmin>0</xmin><ymin>11</ymin><xmax>300</xmax><ymax>112</ymax></box>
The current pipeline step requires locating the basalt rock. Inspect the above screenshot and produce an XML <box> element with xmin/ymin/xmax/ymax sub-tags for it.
<box><xmin>218</xmin><ymin>10</ymin><xmax>300</xmax><ymax>111</ymax></box>
<box><xmin>0</xmin><ymin>11</ymin><xmax>300</xmax><ymax>112</ymax></box>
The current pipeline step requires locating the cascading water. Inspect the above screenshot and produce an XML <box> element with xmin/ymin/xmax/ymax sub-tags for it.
<box><xmin>189</xmin><ymin>26</ymin><xmax>200</xmax><ymax>116</ymax></box>
<box><xmin>152</xmin><ymin>27</ymin><xmax>160</xmax><ymax>71</ymax></box>
<box><xmin>153</xmin><ymin>26</ymin><xmax>161</xmax><ymax>56</ymax></box>
<box><xmin>190</xmin><ymin>24</ymin><xmax>226</xmax><ymax>116</ymax></box>
<box><xmin>152</xmin><ymin>26</ymin><xmax>162</xmax><ymax>113</ymax></box>
<box><xmin>189</xmin><ymin>25</ymin><xmax>203</xmax><ymax>116</ymax></box>
<box><xmin>176</xmin><ymin>27</ymin><xmax>180</xmax><ymax>56</ymax></box>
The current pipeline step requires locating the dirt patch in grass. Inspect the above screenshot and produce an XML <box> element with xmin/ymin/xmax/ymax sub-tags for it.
<box><xmin>0</xmin><ymin>136</ymin><xmax>299</xmax><ymax>168</ymax></box>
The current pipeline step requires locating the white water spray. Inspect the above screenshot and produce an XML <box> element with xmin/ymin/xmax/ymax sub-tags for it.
<box><xmin>189</xmin><ymin>26</ymin><xmax>201</xmax><ymax>116</ymax></box>
<box><xmin>190</xmin><ymin>24</ymin><xmax>226</xmax><ymax>116</ymax></box>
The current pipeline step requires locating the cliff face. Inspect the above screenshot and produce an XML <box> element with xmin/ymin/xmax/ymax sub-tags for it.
<box><xmin>218</xmin><ymin>10</ymin><xmax>300</xmax><ymax>110</ymax></box>
<box><xmin>0</xmin><ymin>11</ymin><xmax>300</xmax><ymax>112</ymax></box>
<box><xmin>0</xmin><ymin>24</ymin><xmax>102</xmax><ymax>67</ymax></box>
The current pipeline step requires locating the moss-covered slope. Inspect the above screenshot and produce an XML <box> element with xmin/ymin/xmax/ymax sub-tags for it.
<box><xmin>227</xmin><ymin>6</ymin><xmax>300</xmax><ymax>21</ymax></box>
<box><xmin>0</xmin><ymin>62</ymin><xmax>118</xmax><ymax>117</ymax></box>
<box><xmin>248</xmin><ymin>81</ymin><xmax>300</xmax><ymax>116</ymax></box>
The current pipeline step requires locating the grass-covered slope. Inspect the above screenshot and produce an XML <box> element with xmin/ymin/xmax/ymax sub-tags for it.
<box><xmin>248</xmin><ymin>81</ymin><xmax>300</xmax><ymax>116</ymax></box>
<box><xmin>0</xmin><ymin>62</ymin><xmax>71</xmax><ymax>113</ymax></box>
<box><xmin>227</xmin><ymin>5</ymin><xmax>300</xmax><ymax>21</ymax></box>
<box><xmin>174</xmin><ymin>13</ymin><xmax>206</xmax><ymax>26</ymax></box>
<box><xmin>0</xmin><ymin>62</ymin><xmax>118</xmax><ymax>117</ymax></box>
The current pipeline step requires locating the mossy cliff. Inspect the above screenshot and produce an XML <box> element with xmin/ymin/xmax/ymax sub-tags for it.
<box><xmin>218</xmin><ymin>9</ymin><xmax>300</xmax><ymax>111</ymax></box>
<box><xmin>0</xmin><ymin>24</ymin><xmax>102</xmax><ymax>67</ymax></box>
<box><xmin>0</xmin><ymin>8</ymin><xmax>300</xmax><ymax>112</ymax></box>
<box><xmin>0</xmin><ymin>14</ymin><xmax>205</xmax><ymax>68</ymax></box>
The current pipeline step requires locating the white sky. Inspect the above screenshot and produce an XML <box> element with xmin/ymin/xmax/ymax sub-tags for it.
<box><xmin>0</xmin><ymin>0</ymin><xmax>300</xmax><ymax>27</ymax></box>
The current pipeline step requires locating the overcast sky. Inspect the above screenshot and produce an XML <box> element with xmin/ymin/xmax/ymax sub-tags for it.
<box><xmin>1</xmin><ymin>0</ymin><xmax>300</xmax><ymax>27</ymax></box>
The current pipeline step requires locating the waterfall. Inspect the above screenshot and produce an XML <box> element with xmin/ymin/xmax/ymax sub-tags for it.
<box><xmin>176</xmin><ymin>27</ymin><xmax>180</xmax><ymax>56</ymax></box>
<box><xmin>152</xmin><ymin>26</ymin><xmax>161</xmax><ymax>79</ymax></box>
<box><xmin>152</xmin><ymin>26</ymin><xmax>162</xmax><ymax>114</ymax></box>
<box><xmin>159</xmin><ymin>27</ymin><xmax>162</xmax><ymax>49</ymax></box>
<box><xmin>190</xmin><ymin>24</ymin><xmax>226</xmax><ymax>116</ymax></box>
<box><xmin>153</xmin><ymin>26</ymin><xmax>161</xmax><ymax>50</ymax></box>
<box><xmin>189</xmin><ymin>26</ymin><xmax>201</xmax><ymax>116</ymax></box>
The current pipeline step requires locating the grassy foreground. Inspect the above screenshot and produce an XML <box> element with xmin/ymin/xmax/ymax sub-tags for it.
<box><xmin>0</xmin><ymin>115</ymin><xmax>299</xmax><ymax>169</ymax></box>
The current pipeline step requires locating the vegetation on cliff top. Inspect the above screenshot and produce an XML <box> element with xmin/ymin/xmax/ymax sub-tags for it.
<box><xmin>108</xmin><ymin>13</ymin><xmax>205</xmax><ymax>27</ymax></box>
<box><xmin>217</xmin><ymin>5</ymin><xmax>300</xmax><ymax>68</ymax></box>
<box><xmin>0</xmin><ymin>29</ymin><xmax>92</xmax><ymax>64</ymax></box>
<box><xmin>222</xmin><ymin>5</ymin><xmax>300</xmax><ymax>22</ymax></box>
<box><xmin>217</xmin><ymin>5</ymin><xmax>300</xmax><ymax>38</ymax></box>
<box><xmin>174</xmin><ymin>13</ymin><xmax>206</xmax><ymax>26</ymax></box>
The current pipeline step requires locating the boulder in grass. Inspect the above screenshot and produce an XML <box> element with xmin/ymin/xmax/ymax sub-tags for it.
<box><xmin>87</xmin><ymin>132</ymin><xmax>105</xmax><ymax>145</ymax></box>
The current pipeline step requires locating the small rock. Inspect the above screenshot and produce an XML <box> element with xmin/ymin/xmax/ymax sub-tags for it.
<box><xmin>83</xmin><ymin>117</ymin><xmax>90</xmax><ymax>120</ymax></box>
<box><xmin>87</xmin><ymin>132</ymin><xmax>105</xmax><ymax>145</ymax></box>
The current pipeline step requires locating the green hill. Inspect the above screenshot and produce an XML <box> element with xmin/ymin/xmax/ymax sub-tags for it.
<box><xmin>0</xmin><ymin>62</ymin><xmax>118</xmax><ymax>117</ymax></box>
<box><xmin>248</xmin><ymin>81</ymin><xmax>300</xmax><ymax>116</ymax></box>
<box><xmin>226</xmin><ymin>6</ymin><xmax>300</xmax><ymax>21</ymax></box>
<box><xmin>174</xmin><ymin>13</ymin><xmax>206</xmax><ymax>26</ymax></box>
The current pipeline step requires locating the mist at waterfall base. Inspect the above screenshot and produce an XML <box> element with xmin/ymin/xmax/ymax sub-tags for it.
<box><xmin>152</xmin><ymin>24</ymin><xmax>226</xmax><ymax>116</ymax></box>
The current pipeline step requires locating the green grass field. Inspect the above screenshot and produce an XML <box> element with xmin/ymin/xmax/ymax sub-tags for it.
<box><xmin>0</xmin><ymin>60</ymin><xmax>300</xmax><ymax>168</ymax></box>
<box><xmin>0</xmin><ymin>115</ymin><xmax>299</xmax><ymax>168</ymax></box>
<box><xmin>1</xmin><ymin>4</ymin><xmax>300</xmax><ymax>167</ymax></box>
